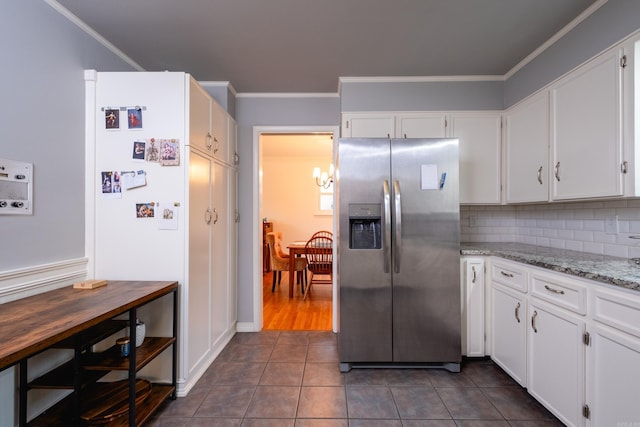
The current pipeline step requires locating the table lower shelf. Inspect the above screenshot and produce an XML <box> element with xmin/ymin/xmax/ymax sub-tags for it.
<box><xmin>28</xmin><ymin>382</ymin><xmax>175</xmax><ymax>426</ymax></box>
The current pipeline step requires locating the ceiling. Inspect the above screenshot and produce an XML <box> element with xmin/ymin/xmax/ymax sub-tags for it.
<box><xmin>54</xmin><ymin>0</ymin><xmax>600</xmax><ymax>93</ymax></box>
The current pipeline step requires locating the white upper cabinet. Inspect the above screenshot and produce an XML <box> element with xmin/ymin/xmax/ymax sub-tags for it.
<box><xmin>341</xmin><ymin>111</ymin><xmax>502</xmax><ymax>204</ymax></box>
<box><xmin>396</xmin><ymin>113</ymin><xmax>446</xmax><ymax>138</ymax></box>
<box><xmin>449</xmin><ymin>113</ymin><xmax>502</xmax><ymax>204</ymax></box>
<box><xmin>342</xmin><ymin>112</ymin><xmax>395</xmax><ymax>138</ymax></box>
<box><xmin>504</xmin><ymin>91</ymin><xmax>550</xmax><ymax>203</ymax></box>
<box><xmin>551</xmin><ymin>47</ymin><xmax>624</xmax><ymax>200</ymax></box>
<box><xmin>188</xmin><ymin>77</ymin><xmax>213</xmax><ymax>154</ymax></box>
<box><xmin>211</xmin><ymin>99</ymin><xmax>230</xmax><ymax>164</ymax></box>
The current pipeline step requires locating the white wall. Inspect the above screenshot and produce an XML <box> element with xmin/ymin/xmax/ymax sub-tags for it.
<box><xmin>262</xmin><ymin>155</ymin><xmax>333</xmax><ymax>247</ymax></box>
<box><xmin>461</xmin><ymin>200</ymin><xmax>640</xmax><ymax>259</ymax></box>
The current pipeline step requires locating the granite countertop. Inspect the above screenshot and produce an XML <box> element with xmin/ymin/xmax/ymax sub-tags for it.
<box><xmin>461</xmin><ymin>242</ymin><xmax>640</xmax><ymax>293</ymax></box>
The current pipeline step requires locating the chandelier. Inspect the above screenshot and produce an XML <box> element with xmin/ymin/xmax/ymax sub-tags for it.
<box><xmin>313</xmin><ymin>164</ymin><xmax>334</xmax><ymax>188</ymax></box>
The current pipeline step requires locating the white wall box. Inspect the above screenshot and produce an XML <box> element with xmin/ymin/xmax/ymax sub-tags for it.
<box><xmin>85</xmin><ymin>71</ymin><xmax>238</xmax><ymax>396</ymax></box>
<box><xmin>504</xmin><ymin>91</ymin><xmax>550</xmax><ymax>203</ymax></box>
<box><xmin>461</xmin><ymin>257</ymin><xmax>485</xmax><ymax>357</ymax></box>
<box><xmin>341</xmin><ymin>111</ymin><xmax>502</xmax><ymax>204</ymax></box>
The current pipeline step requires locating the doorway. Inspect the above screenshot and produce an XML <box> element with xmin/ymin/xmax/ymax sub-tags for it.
<box><xmin>253</xmin><ymin>126</ymin><xmax>339</xmax><ymax>332</ymax></box>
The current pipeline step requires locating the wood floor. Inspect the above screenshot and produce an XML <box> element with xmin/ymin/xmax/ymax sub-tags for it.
<box><xmin>262</xmin><ymin>271</ymin><xmax>332</xmax><ymax>331</ymax></box>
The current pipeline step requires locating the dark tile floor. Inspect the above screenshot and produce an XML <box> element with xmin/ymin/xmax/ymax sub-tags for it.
<box><xmin>146</xmin><ymin>331</ymin><xmax>563</xmax><ymax>426</ymax></box>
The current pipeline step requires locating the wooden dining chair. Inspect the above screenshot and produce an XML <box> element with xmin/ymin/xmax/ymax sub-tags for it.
<box><xmin>303</xmin><ymin>234</ymin><xmax>333</xmax><ymax>300</ymax></box>
<box><xmin>310</xmin><ymin>230</ymin><xmax>333</xmax><ymax>239</ymax></box>
<box><xmin>265</xmin><ymin>232</ymin><xmax>307</xmax><ymax>293</ymax></box>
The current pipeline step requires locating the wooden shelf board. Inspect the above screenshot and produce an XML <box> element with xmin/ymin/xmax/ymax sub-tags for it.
<box><xmin>27</xmin><ymin>383</ymin><xmax>175</xmax><ymax>427</ymax></box>
<box><xmin>28</xmin><ymin>359</ymin><xmax>108</xmax><ymax>389</ymax></box>
<box><xmin>54</xmin><ymin>320</ymin><xmax>128</xmax><ymax>349</ymax></box>
<box><xmin>82</xmin><ymin>337</ymin><xmax>176</xmax><ymax>371</ymax></box>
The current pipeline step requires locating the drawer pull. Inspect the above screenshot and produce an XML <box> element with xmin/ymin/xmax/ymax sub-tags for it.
<box><xmin>471</xmin><ymin>266</ymin><xmax>477</xmax><ymax>284</ymax></box>
<box><xmin>531</xmin><ymin>310</ymin><xmax>538</xmax><ymax>333</ymax></box>
<box><xmin>500</xmin><ymin>271</ymin><xmax>514</xmax><ymax>278</ymax></box>
<box><xmin>514</xmin><ymin>302</ymin><xmax>521</xmax><ymax>323</ymax></box>
<box><xmin>544</xmin><ymin>285</ymin><xmax>565</xmax><ymax>295</ymax></box>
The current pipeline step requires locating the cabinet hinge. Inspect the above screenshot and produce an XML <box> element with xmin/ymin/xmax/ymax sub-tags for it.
<box><xmin>583</xmin><ymin>404</ymin><xmax>591</xmax><ymax>419</ymax></box>
<box><xmin>621</xmin><ymin>54</ymin><xmax>628</xmax><ymax>69</ymax></box>
<box><xmin>583</xmin><ymin>331</ymin><xmax>591</xmax><ymax>346</ymax></box>
<box><xmin>622</xmin><ymin>161</ymin><xmax>628</xmax><ymax>174</ymax></box>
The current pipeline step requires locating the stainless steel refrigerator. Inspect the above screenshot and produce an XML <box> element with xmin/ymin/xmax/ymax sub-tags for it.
<box><xmin>337</xmin><ymin>137</ymin><xmax>461</xmax><ymax>372</ymax></box>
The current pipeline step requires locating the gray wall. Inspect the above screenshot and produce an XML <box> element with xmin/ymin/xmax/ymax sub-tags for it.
<box><xmin>0</xmin><ymin>1</ymin><xmax>134</xmax><ymax>271</ymax></box>
<box><xmin>340</xmin><ymin>80</ymin><xmax>504</xmax><ymax>112</ymax></box>
<box><xmin>235</xmin><ymin>95</ymin><xmax>340</xmax><ymax>322</ymax></box>
<box><xmin>505</xmin><ymin>0</ymin><xmax>640</xmax><ymax>107</ymax></box>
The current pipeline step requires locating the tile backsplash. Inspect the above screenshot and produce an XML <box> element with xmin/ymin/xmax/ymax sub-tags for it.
<box><xmin>461</xmin><ymin>199</ymin><xmax>640</xmax><ymax>259</ymax></box>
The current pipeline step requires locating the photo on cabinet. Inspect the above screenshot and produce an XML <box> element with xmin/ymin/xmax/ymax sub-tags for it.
<box><xmin>136</xmin><ymin>202</ymin><xmax>155</xmax><ymax>218</ymax></box>
<box><xmin>120</xmin><ymin>170</ymin><xmax>146</xmax><ymax>190</ymax></box>
<box><xmin>159</xmin><ymin>139</ymin><xmax>180</xmax><ymax>166</ymax></box>
<box><xmin>132</xmin><ymin>140</ymin><xmax>146</xmax><ymax>160</ymax></box>
<box><xmin>157</xmin><ymin>202</ymin><xmax>179</xmax><ymax>230</ymax></box>
<box><xmin>127</xmin><ymin>108</ymin><xmax>143</xmax><ymax>129</ymax></box>
<box><xmin>105</xmin><ymin>109</ymin><xmax>119</xmax><ymax>130</ymax></box>
<box><xmin>101</xmin><ymin>171</ymin><xmax>122</xmax><ymax>199</ymax></box>
<box><xmin>145</xmin><ymin>138</ymin><xmax>159</xmax><ymax>162</ymax></box>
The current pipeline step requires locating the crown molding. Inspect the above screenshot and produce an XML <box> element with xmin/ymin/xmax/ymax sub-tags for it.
<box><xmin>45</xmin><ymin>0</ymin><xmax>145</xmax><ymax>72</ymax></box>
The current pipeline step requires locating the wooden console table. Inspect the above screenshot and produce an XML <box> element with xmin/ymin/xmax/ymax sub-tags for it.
<box><xmin>0</xmin><ymin>280</ymin><xmax>178</xmax><ymax>426</ymax></box>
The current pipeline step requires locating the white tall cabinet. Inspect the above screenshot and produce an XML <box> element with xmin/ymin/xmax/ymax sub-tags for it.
<box><xmin>85</xmin><ymin>71</ymin><xmax>237</xmax><ymax>396</ymax></box>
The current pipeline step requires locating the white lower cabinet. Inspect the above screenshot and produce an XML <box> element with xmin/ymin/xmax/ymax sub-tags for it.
<box><xmin>461</xmin><ymin>258</ymin><xmax>485</xmax><ymax>357</ymax></box>
<box><xmin>586</xmin><ymin>288</ymin><xmax>640</xmax><ymax>426</ymax></box>
<box><xmin>491</xmin><ymin>283</ymin><xmax>527</xmax><ymax>386</ymax></box>
<box><xmin>527</xmin><ymin>298</ymin><xmax>585</xmax><ymax>427</ymax></box>
<box><xmin>487</xmin><ymin>257</ymin><xmax>640</xmax><ymax>426</ymax></box>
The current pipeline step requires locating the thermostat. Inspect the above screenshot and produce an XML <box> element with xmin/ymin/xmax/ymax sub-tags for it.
<box><xmin>0</xmin><ymin>158</ymin><xmax>33</xmax><ymax>215</ymax></box>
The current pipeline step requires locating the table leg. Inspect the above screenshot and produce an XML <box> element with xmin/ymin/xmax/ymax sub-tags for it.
<box><xmin>288</xmin><ymin>251</ymin><xmax>295</xmax><ymax>298</ymax></box>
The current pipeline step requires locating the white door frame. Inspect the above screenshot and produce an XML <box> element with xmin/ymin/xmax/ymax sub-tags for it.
<box><xmin>252</xmin><ymin>125</ymin><xmax>339</xmax><ymax>332</ymax></box>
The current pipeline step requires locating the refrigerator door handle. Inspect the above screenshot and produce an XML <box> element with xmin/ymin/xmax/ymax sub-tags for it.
<box><xmin>383</xmin><ymin>180</ymin><xmax>391</xmax><ymax>273</ymax></box>
<box><xmin>393</xmin><ymin>180</ymin><xmax>402</xmax><ymax>273</ymax></box>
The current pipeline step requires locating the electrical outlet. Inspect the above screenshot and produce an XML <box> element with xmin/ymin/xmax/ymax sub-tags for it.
<box><xmin>605</xmin><ymin>215</ymin><xmax>618</xmax><ymax>234</ymax></box>
<box><xmin>468</xmin><ymin>215</ymin><xmax>477</xmax><ymax>227</ymax></box>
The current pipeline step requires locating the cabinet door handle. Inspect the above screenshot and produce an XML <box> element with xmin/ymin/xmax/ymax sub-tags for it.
<box><xmin>234</xmin><ymin>152</ymin><xmax>240</xmax><ymax>165</ymax></box>
<box><xmin>205</xmin><ymin>208</ymin><xmax>212</xmax><ymax>225</ymax></box>
<box><xmin>515</xmin><ymin>302</ymin><xmax>521</xmax><ymax>323</ymax></box>
<box><xmin>471</xmin><ymin>266</ymin><xmax>477</xmax><ymax>284</ymax></box>
<box><xmin>213</xmin><ymin>136</ymin><xmax>219</xmax><ymax>154</ymax></box>
<box><xmin>213</xmin><ymin>208</ymin><xmax>219</xmax><ymax>224</ymax></box>
<box><xmin>500</xmin><ymin>271</ymin><xmax>514</xmax><ymax>278</ymax></box>
<box><xmin>554</xmin><ymin>162</ymin><xmax>561</xmax><ymax>182</ymax></box>
<box><xmin>206</xmin><ymin>133</ymin><xmax>213</xmax><ymax>150</ymax></box>
<box><xmin>544</xmin><ymin>284</ymin><xmax>565</xmax><ymax>295</ymax></box>
<box><xmin>531</xmin><ymin>310</ymin><xmax>538</xmax><ymax>333</ymax></box>
<box><xmin>537</xmin><ymin>166</ymin><xmax>543</xmax><ymax>185</ymax></box>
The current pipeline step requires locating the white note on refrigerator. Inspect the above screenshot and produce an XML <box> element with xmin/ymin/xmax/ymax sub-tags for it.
<box><xmin>420</xmin><ymin>164</ymin><xmax>439</xmax><ymax>190</ymax></box>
